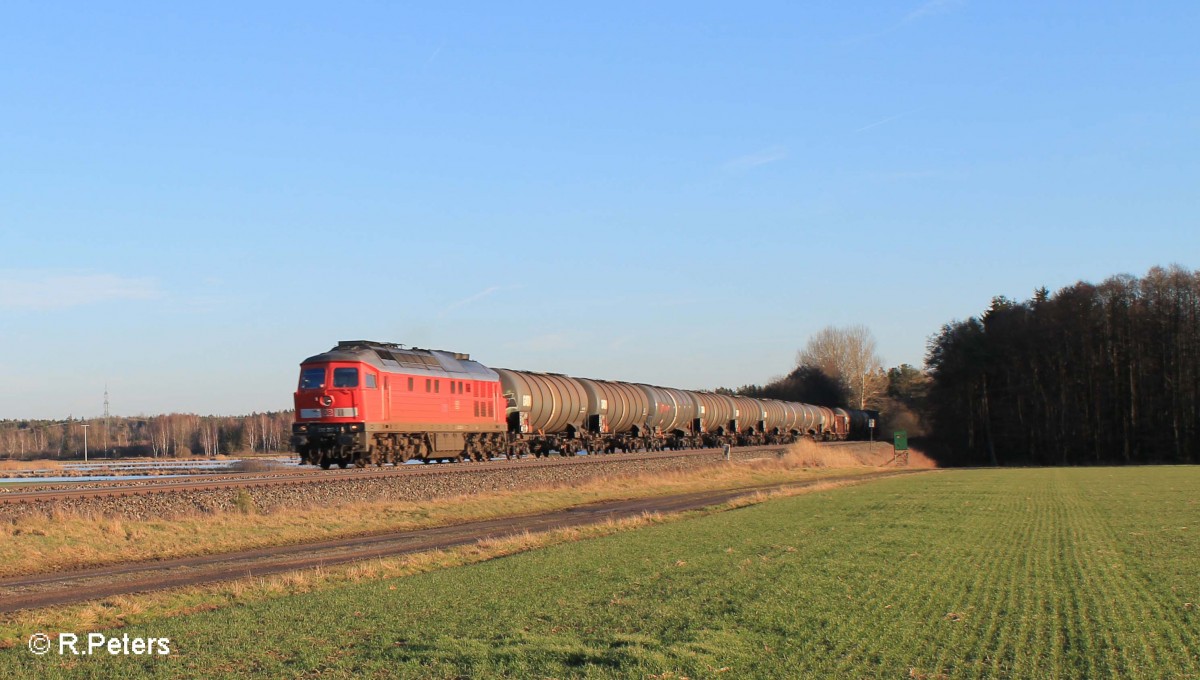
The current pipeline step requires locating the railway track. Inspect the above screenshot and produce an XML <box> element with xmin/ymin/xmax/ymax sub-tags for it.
<box><xmin>0</xmin><ymin>445</ymin><xmax>789</xmax><ymax>505</ymax></box>
<box><xmin>0</xmin><ymin>468</ymin><xmax>929</xmax><ymax>613</ymax></box>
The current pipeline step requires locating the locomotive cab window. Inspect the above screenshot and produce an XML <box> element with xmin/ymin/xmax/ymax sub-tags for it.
<box><xmin>299</xmin><ymin>368</ymin><xmax>326</xmax><ymax>390</ymax></box>
<box><xmin>365</xmin><ymin>374</ymin><xmax>377</xmax><ymax>389</ymax></box>
<box><xmin>333</xmin><ymin>368</ymin><xmax>359</xmax><ymax>388</ymax></box>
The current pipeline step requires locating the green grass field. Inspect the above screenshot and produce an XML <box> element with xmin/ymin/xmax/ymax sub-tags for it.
<box><xmin>5</xmin><ymin>467</ymin><xmax>1198</xmax><ymax>678</ymax></box>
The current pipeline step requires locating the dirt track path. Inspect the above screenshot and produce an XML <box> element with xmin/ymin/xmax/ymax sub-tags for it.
<box><xmin>0</xmin><ymin>469</ymin><xmax>928</xmax><ymax>613</ymax></box>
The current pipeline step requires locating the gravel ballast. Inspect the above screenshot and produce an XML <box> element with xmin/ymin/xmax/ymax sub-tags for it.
<box><xmin>3</xmin><ymin>448</ymin><xmax>793</xmax><ymax>520</ymax></box>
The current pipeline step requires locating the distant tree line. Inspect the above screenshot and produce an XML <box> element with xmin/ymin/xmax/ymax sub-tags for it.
<box><xmin>717</xmin><ymin>365</ymin><xmax>849</xmax><ymax>408</ymax></box>
<box><xmin>925</xmin><ymin>265</ymin><xmax>1199</xmax><ymax>466</ymax></box>
<box><xmin>718</xmin><ymin>326</ymin><xmax>929</xmax><ymax>438</ymax></box>
<box><xmin>0</xmin><ymin>412</ymin><xmax>294</xmax><ymax>460</ymax></box>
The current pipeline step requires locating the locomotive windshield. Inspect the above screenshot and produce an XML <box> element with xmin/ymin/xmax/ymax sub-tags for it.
<box><xmin>299</xmin><ymin>367</ymin><xmax>326</xmax><ymax>390</ymax></box>
<box><xmin>333</xmin><ymin>368</ymin><xmax>359</xmax><ymax>388</ymax></box>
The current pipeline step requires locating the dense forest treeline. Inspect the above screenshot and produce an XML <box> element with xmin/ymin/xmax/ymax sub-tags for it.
<box><xmin>0</xmin><ymin>412</ymin><xmax>294</xmax><ymax>460</ymax></box>
<box><xmin>926</xmin><ymin>265</ymin><xmax>1199</xmax><ymax>466</ymax></box>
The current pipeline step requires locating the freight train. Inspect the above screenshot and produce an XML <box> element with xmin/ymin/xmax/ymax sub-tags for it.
<box><xmin>290</xmin><ymin>340</ymin><xmax>875</xmax><ymax>469</ymax></box>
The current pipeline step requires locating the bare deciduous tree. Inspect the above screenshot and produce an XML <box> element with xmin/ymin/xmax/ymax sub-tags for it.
<box><xmin>796</xmin><ymin>325</ymin><xmax>887</xmax><ymax>410</ymax></box>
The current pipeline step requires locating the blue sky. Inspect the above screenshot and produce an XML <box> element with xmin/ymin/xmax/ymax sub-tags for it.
<box><xmin>1</xmin><ymin>1</ymin><xmax>1197</xmax><ymax>419</ymax></box>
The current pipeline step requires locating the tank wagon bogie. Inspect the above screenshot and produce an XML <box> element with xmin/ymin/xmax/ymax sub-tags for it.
<box><xmin>292</xmin><ymin>340</ymin><xmax>871</xmax><ymax>467</ymax></box>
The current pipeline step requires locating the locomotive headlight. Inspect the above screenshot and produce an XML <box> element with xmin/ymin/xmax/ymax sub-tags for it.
<box><xmin>297</xmin><ymin>425</ymin><xmax>308</xmax><ymax>432</ymax></box>
<box><xmin>319</xmin><ymin>395</ymin><xmax>334</xmax><ymax>407</ymax></box>
<box><xmin>348</xmin><ymin>423</ymin><xmax>361</xmax><ymax>431</ymax></box>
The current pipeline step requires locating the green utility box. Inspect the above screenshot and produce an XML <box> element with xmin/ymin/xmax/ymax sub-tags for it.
<box><xmin>894</xmin><ymin>431</ymin><xmax>908</xmax><ymax>452</ymax></box>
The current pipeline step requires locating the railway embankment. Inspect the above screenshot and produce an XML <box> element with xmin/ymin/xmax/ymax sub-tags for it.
<box><xmin>0</xmin><ymin>445</ymin><xmax>829</xmax><ymax>521</ymax></box>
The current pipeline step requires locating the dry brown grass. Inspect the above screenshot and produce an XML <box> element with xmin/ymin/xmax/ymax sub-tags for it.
<box><xmin>0</xmin><ymin>459</ymin><xmax>63</xmax><ymax>471</ymax></box>
<box><xmin>784</xmin><ymin>439</ymin><xmax>867</xmax><ymax>468</ymax></box>
<box><xmin>780</xmin><ymin>439</ymin><xmax>939</xmax><ymax>469</ymax></box>
<box><xmin>904</xmin><ymin>448</ymin><xmax>939</xmax><ymax>468</ymax></box>
<box><xmin>0</xmin><ymin>448</ymin><xmax>906</xmax><ymax>579</ymax></box>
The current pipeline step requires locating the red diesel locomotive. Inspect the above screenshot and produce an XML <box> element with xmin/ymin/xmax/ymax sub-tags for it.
<box><xmin>291</xmin><ymin>340</ymin><xmax>871</xmax><ymax>468</ymax></box>
<box><xmin>291</xmin><ymin>341</ymin><xmax>507</xmax><ymax>468</ymax></box>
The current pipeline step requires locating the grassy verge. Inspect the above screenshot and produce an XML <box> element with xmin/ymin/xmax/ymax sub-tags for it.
<box><xmin>0</xmin><ymin>449</ymin><xmax>880</xmax><ymax>578</ymax></box>
<box><xmin>0</xmin><ymin>479</ymin><xmax>866</xmax><ymax>650</ymax></box>
<box><xmin>5</xmin><ymin>467</ymin><xmax>1199</xmax><ymax>678</ymax></box>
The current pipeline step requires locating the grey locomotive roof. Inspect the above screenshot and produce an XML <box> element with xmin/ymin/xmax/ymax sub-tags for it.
<box><xmin>301</xmin><ymin>341</ymin><xmax>499</xmax><ymax>379</ymax></box>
